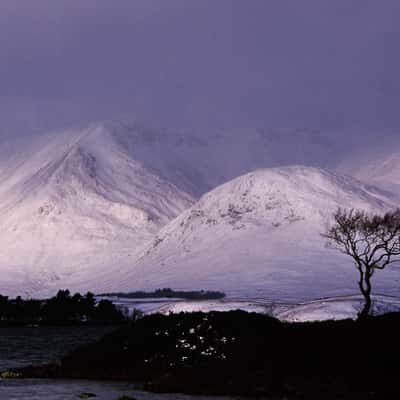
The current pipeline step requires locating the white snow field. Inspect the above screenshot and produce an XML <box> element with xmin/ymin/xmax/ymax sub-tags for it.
<box><xmin>0</xmin><ymin>121</ymin><xmax>399</xmax><ymax>302</ymax></box>
<box><xmin>101</xmin><ymin>294</ymin><xmax>400</xmax><ymax>322</ymax></box>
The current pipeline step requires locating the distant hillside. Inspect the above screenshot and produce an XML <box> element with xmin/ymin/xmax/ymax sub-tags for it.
<box><xmin>338</xmin><ymin>135</ymin><xmax>400</xmax><ymax>196</ymax></box>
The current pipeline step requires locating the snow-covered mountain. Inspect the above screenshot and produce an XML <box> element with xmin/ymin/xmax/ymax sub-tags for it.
<box><xmin>113</xmin><ymin>166</ymin><xmax>399</xmax><ymax>301</ymax></box>
<box><xmin>0</xmin><ymin>121</ymin><xmax>398</xmax><ymax>297</ymax></box>
<box><xmin>0</xmin><ymin>123</ymin><xmax>194</xmax><ymax>295</ymax></box>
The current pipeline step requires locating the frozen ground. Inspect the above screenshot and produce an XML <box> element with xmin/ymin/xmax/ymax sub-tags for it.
<box><xmin>106</xmin><ymin>294</ymin><xmax>400</xmax><ymax>322</ymax></box>
<box><xmin>273</xmin><ymin>294</ymin><xmax>400</xmax><ymax>321</ymax></box>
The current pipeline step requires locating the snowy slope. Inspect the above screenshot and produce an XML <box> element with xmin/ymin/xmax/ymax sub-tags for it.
<box><xmin>114</xmin><ymin>166</ymin><xmax>400</xmax><ymax>301</ymax></box>
<box><xmin>274</xmin><ymin>294</ymin><xmax>400</xmax><ymax>322</ymax></box>
<box><xmin>0</xmin><ymin>123</ymin><xmax>194</xmax><ymax>295</ymax></box>
<box><xmin>338</xmin><ymin>135</ymin><xmax>400</xmax><ymax>196</ymax></box>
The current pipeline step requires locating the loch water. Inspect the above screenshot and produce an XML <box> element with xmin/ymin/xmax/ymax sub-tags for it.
<box><xmin>0</xmin><ymin>326</ymin><xmax>232</xmax><ymax>399</ymax></box>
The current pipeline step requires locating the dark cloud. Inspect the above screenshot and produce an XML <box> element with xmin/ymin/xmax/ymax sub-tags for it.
<box><xmin>0</xmin><ymin>0</ymin><xmax>400</xmax><ymax>136</ymax></box>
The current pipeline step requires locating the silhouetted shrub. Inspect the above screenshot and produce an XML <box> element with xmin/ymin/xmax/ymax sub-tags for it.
<box><xmin>0</xmin><ymin>289</ymin><xmax>126</xmax><ymax>325</ymax></box>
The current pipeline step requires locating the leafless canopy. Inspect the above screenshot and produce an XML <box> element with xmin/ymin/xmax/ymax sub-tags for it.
<box><xmin>324</xmin><ymin>208</ymin><xmax>400</xmax><ymax>271</ymax></box>
<box><xmin>323</xmin><ymin>208</ymin><xmax>400</xmax><ymax>319</ymax></box>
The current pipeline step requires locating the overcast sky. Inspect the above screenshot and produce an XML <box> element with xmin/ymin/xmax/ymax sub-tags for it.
<box><xmin>1</xmin><ymin>0</ymin><xmax>400</xmax><ymax>136</ymax></box>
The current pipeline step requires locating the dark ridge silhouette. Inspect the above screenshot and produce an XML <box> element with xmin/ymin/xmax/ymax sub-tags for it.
<box><xmin>98</xmin><ymin>288</ymin><xmax>226</xmax><ymax>300</ymax></box>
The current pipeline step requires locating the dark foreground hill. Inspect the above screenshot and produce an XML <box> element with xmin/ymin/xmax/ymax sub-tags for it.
<box><xmin>11</xmin><ymin>311</ymin><xmax>400</xmax><ymax>399</ymax></box>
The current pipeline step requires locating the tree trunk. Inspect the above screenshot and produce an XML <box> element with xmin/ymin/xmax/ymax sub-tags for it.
<box><xmin>358</xmin><ymin>267</ymin><xmax>372</xmax><ymax>321</ymax></box>
<box><xmin>358</xmin><ymin>292</ymin><xmax>371</xmax><ymax>320</ymax></box>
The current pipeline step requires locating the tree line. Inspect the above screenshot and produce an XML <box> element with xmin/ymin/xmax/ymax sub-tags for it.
<box><xmin>0</xmin><ymin>289</ymin><xmax>126</xmax><ymax>325</ymax></box>
<box><xmin>98</xmin><ymin>288</ymin><xmax>226</xmax><ymax>300</ymax></box>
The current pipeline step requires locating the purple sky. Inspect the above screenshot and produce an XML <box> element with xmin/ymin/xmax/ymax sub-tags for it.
<box><xmin>1</xmin><ymin>0</ymin><xmax>400</xmax><ymax>136</ymax></box>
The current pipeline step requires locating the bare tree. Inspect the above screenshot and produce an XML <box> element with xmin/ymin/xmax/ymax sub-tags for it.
<box><xmin>323</xmin><ymin>208</ymin><xmax>400</xmax><ymax>320</ymax></box>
